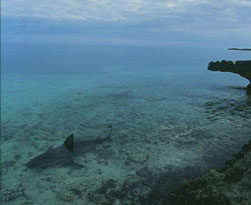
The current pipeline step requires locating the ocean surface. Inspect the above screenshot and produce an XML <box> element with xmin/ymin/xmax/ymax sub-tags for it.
<box><xmin>1</xmin><ymin>44</ymin><xmax>251</xmax><ymax>204</ymax></box>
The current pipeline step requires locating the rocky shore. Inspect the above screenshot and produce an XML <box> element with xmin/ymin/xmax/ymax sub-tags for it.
<box><xmin>171</xmin><ymin>140</ymin><xmax>251</xmax><ymax>205</ymax></box>
<box><xmin>208</xmin><ymin>60</ymin><xmax>251</xmax><ymax>92</ymax></box>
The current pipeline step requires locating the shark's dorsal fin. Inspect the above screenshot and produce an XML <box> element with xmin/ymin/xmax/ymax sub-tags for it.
<box><xmin>63</xmin><ymin>134</ymin><xmax>74</xmax><ymax>153</ymax></box>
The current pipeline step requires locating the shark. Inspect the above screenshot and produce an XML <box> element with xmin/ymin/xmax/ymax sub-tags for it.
<box><xmin>27</xmin><ymin>125</ymin><xmax>113</xmax><ymax>169</ymax></box>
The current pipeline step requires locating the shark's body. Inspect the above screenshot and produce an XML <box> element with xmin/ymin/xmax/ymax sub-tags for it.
<box><xmin>27</xmin><ymin>126</ymin><xmax>112</xmax><ymax>169</ymax></box>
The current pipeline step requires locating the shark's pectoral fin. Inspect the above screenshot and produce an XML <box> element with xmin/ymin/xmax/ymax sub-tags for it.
<box><xmin>63</xmin><ymin>134</ymin><xmax>74</xmax><ymax>153</ymax></box>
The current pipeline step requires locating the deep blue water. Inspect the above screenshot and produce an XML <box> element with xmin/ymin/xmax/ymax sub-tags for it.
<box><xmin>1</xmin><ymin>44</ymin><xmax>251</xmax><ymax>204</ymax></box>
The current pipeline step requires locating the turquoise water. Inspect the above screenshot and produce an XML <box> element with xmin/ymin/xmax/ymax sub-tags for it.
<box><xmin>1</xmin><ymin>45</ymin><xmax>251</xmax><ymax>204</ymax></box>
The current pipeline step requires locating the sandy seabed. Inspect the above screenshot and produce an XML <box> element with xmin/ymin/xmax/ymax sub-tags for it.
<box><xmin>2</xmin><ymin>67</ymin><xmax>251</xmax><ymax>204</ymax></box>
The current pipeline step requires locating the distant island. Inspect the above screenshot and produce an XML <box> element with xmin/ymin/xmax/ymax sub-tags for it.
<box><xmin>228</xmin><ymin>48</ymin><xmax>251</xmax><ymax>51</ymax></box>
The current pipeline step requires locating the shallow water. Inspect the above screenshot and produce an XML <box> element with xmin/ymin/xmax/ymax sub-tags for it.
<box><xmin>1</xmin><ymin>45</ymin><xmax>251</xmax><ymax>204</ymax></box>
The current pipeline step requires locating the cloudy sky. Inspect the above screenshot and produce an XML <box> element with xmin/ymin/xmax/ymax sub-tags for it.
<box><xmin>2</xmin><ymin>0</ymin><xmax>251</xmax><ymax>47</ymax></box>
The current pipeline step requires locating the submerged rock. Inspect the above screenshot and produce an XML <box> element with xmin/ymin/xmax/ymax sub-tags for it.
<box><xmin>208</xmin><ymin>60</ymin><xmax>251</xmax><ymax>92</ymax></box>
<box><xmin>171</xmin><ymin>140</ymin><xmax>251</xmax><ymax>205</ymax></box>
<box><xmin>1</xmin><ymin>188</ymin><xmax>25</xmax><ymax>202</ymax></box>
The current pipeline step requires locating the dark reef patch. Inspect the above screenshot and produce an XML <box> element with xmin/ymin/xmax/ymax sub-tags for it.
<box><xmin>88</xmin><ymin>166</ymin><xmax>204</xmax><ymax>205</ymax></box>
<box><xmin>204</xmin><ymin>97</ymin><xmax>251</xmax><ymax>121</ymax></box>
<box><xmin>171</xmin><ymin>140</ymin><xmax>251</xmax><ymax>205</ymax></box>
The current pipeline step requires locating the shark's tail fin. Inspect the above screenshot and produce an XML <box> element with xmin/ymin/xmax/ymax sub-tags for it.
<box><xmin>63</xmin><ymin>134</ymin><xmax>74</xmax><ymax>153</ymax></box>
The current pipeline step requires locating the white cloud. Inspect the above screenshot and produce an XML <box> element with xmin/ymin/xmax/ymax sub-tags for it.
<box><xmin>2</xmin><ymin>0</ymin><xmax>249</xmax><ymax>23</ymax></box>
<box><xmin>2</xmin><ymin>0</ymin><xmax>251</xmax><ymax>40</ymax></box>
<box><xmin>2</xmin><ymin>0</ymin><xmax>148</xmax><ymax>21</ymax></box>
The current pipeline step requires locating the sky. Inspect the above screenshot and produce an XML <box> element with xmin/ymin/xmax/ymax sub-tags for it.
<box><xmin>2</xmin><ymin>0</ymin><xmax>251</xmax><ymax>47</ymax></box>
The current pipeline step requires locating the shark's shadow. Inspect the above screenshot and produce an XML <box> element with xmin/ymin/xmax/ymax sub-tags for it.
<box><xmin>27</xmin><ymin>125</ymin><xmax>113</xmax><ymax>170</ymax></box>
<box><xmin>106</xmin><ymin>89</ymin><xmax>134</xmax><ymax>101</ymax></box>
